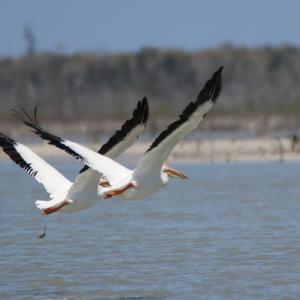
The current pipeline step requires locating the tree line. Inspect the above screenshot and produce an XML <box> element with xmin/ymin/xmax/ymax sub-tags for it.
<box><xmin>1</xmin><ymin>44</ymin><xmax>300</xmax><ymax>124</ymax></box>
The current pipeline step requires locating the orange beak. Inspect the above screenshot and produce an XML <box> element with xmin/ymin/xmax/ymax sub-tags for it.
<box><xmin>164</xmin><ymin>166</ymin><xmax>188</xmax><ymax>179</ymax></box>
<box><xmin>99</xmin><ymin>177</ymin><xmax>111</xmax><ymax>187</ymax></box>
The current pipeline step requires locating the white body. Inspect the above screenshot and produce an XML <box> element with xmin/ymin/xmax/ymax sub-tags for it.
<box><xmin>1</xmin><ymin>98</ymin><xmax>149</xmax><ymax>214</ymax></box>
<box><xmin>59</xmin><ymin>97</ymin><xmax>217</xmax><ymax>201</ymax></box>
<box><xmin>13</xmin><ymin>143</ymin><xmax>104</xmax><ymax>213</ymax></box>
<box><xmin>108</xmin><ymin>171</ymin><xmax>169</xmax><ymax>200</ymax></box>
<box><xmin>17</xmin><ymin>67</ymin><xmax>222</xmax><ymax>204</ymax></box>
<box><xmin>58</xmin><ymin>170</ymin><xmax>103</xmax><ymax>213</ymax></box>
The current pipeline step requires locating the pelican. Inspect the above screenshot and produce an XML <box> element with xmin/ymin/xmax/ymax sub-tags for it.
<box><xmin>17</xmin><ymin>67</ymin><xmax>223</xmax><ymax>203</ymax></box>
<box><xmin>0</xmin><ymin>98</ymin><xmax>149</xmax><ymax>215</ymax></box>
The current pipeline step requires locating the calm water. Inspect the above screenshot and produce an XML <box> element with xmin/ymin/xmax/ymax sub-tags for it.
<box><xmin>1</xmin><ymin>160</ymin><xmax>300</xmax><ymax>299</ymax></box>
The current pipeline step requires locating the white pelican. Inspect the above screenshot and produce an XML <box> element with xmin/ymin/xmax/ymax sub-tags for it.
<box><xmin>0</xmin><ymin>98</ymin><xmax>149</xmax><ymax>215</ymax></box>
<box><xmin>17</xmin><ymin>67</ymin><xmax>223</xmax><ymax>202</ymax></box>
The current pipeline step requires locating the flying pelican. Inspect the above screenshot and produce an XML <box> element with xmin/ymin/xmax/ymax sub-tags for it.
<box><xmin>0</xmin><ymin>98</ymin><xmax>149</xmax><ymax>215</ymax></box>
<box><xmin>17</xmin><ymin>67</ymin><xmax>223</xmax><ymax>203</ymax></box>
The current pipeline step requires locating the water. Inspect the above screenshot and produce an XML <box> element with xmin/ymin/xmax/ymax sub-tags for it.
<box><xmin>1</xmin><ymin>160</ymin><xmax>300</xmax><ymax>299</ymax></box>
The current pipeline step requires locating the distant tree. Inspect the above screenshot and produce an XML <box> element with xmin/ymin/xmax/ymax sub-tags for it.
<box><xmin>23</xmin><ymin>24</ymin><xmax>36</xmax><ymax>56</ymax></box>
<box><xmin>1</xmin><ymin>45</ymin><xmax>300</xmax><ymax>128</ymax></box>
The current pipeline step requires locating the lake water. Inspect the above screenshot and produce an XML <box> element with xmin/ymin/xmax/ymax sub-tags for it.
<box><xmin>1</xmin><ymin>160</ymin><xmax>300</xmax><ymax>299</ymax></box>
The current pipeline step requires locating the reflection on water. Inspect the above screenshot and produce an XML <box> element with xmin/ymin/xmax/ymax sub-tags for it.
<box><xmin>1</xmin><ymin>160</ymin><xmax>300</xmax><ymax>299</ymax></box>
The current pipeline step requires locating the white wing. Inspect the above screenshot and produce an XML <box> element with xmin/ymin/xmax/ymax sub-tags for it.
<box><xmin>133</xmin><ymin>67</ymin><xmax>223</xmax><ymax>180</ymax></box>
<box><xmin>61</xmin><ymin>140</ymin><xmax>132</xmax><ymax>186</ymax></box>
<box><xmin>14</xmin><ymin>97</ymin><xmax>149</xmax><ymax>190</ymax></box>
<box><xmin>77</xmin><ymin>97</ymin><xmax>148</xmax><ymax>173</ymax></box>
<box><xmin>0</xmin><ymin>133</ymin><xmax>72</xmax><ymax>199</ymax></box>
<box><xmin>15</xmin><ymin>98</ymin><xmax>148</xmax><ymax>190</ymax></box>
<box><xmin>7</xmin><ymin>125</ymin><xmax>132</xmax><ymax>186</ymax></box>
<box><xmin>69</xmin><ymin>97</ymin><xmax>148</xmax><ymax>193</ymax></box>
<box><xmin>96</xmin><ymin>97</ymin><xmax>149</xmax><ymax>159</ymax></box>
<box><xmin>66</xmin><ymin>168</ymin><xmax>101</xmax><ymax>199</ymax></box>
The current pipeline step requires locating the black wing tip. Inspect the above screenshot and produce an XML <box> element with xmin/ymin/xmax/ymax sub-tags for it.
<box><xmin>146</xmin><ymin>67</ymin><xmax>224</xmax><ymax>153</ymax></box>
<box><xmin>11</xmin><ymin>106</ymin><xmax>87</xmax><ymax>172</ymax></box>
<box><xmin>11</xmin><ymin>106</ymin><xmax>63</xmax><ymax>145</ymax></box>
<box><xmin>0</xmin><ymin>132</ymin><xmax>16</xmax><ymax>146</ymax></box>
<box><xmin>0</xmin><ymin>132</ymin><xmax>38</xmax><ymax>177</ymax></box>
<box><xmin>136</xmin><ymin>96</ymin><xmax>149</xmax><ymax>125</ymax></box>
<box><xmin>133</xmin><ymin>96</ymin><xmax>149</xmax><ymax>125</ymax></box>
<box><xmin>196</xmin><ymin>66</ymin><xmax>223</xmax><ymax>105</ymax></box>
<box><xmin>212</xmin><ymin>65</ymin><xmax>223</xmax><ymax>85</ymax></box>
<box><xmin>212</xmin><ymin>66</ymin><xmax>223</xmax><ymax>82</ymax></box>
<box><xmin>96</xmin><ymin>97</ymin><xmax>149</xmax><ymax>157</ymax></box>
<box><xmin>211</xmin><ymin>66</ymin><xmax>223</xmax><ymax>102</ymax></box>
<box><xmin>211</xmin><ymin>65</ymin><xmax>223</xmax><ymax>83</ymax></box>
<box><xmin>209</xmin><ymin>66</ymin><xmax>223</xmax><ymax>82</ymax></box>
<box><xmin>141</xmin><ymin>96</ymin><xmax>149</xmax><ymax>124</ymax></box>
<box><xmin>11</xmin><ymin>105</ymin><xmax>42</xmax><ymax>133</ymax></box>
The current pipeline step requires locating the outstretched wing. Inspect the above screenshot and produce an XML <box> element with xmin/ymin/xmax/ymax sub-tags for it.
<box><xmin>0</xmin><ymin>133</ymin><xmax>72</xmax><ymax>199</ymax></box>
<box><xmin>67</xmin><ymin>98</ymin><xmax>148</xmax><ymax>196</ymax></box>
<box><xmin>42</xmin><ymin>138</ymin><xmax>132</xmax><ymax>187</ymax></box>
<box><xmin>133</xmin><ymin>67</ymin><xmax>223</xmax><ymax>179</ymax></box>
<box><xmin>12</xmin><ymin>99</ymin><xmax>148</xmax><ymax>186</ymax></box>
<box><xmin>79</xmin><ymin>97</ymin><xmax>149</xmax><ymax>173</ymax></box>
<box><xmin>7</xmin><ymin>114</ymin><xmax>133</xmax><ymax>186</ymax></box>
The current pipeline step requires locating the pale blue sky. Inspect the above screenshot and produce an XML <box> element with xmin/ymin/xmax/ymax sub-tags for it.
<box><xmin>0</xmin><ymin>0</ymin><xmax>298</xmax><ymax>57</ymax></box>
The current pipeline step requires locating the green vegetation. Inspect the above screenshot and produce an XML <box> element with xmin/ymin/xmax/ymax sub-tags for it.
<box><xmin>1</xmin><ymin>45</ymin><xmax>300</xmax><ymax>123</ymax></box>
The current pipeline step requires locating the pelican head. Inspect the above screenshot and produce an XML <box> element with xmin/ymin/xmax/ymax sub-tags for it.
<box><xmin>162</xmin><ymin>163</ymin><xmax>188</xmax><ymax>179</ymax></box>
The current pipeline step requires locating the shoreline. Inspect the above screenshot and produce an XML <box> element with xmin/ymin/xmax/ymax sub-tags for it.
<box><xmin>1</xmin><ymin>137</ymin><xmax>300</xmax><ymax>163</ymax></box>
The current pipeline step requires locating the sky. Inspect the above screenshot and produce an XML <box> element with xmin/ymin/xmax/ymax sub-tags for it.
<box><xmin>0</xmin><ymin>0</ymin><xmax>299</xmax><ymax>57</ymax></box>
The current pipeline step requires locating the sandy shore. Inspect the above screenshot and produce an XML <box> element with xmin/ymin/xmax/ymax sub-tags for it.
<box><xmin>129</xmin><ymin>138</ymin><xmax>300</xmax><ymax>162</ymax></box>
<box><xmin>1</xmin><ymin>137</ymin><xmax>300</xmax><ymax>163</ymax></box>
